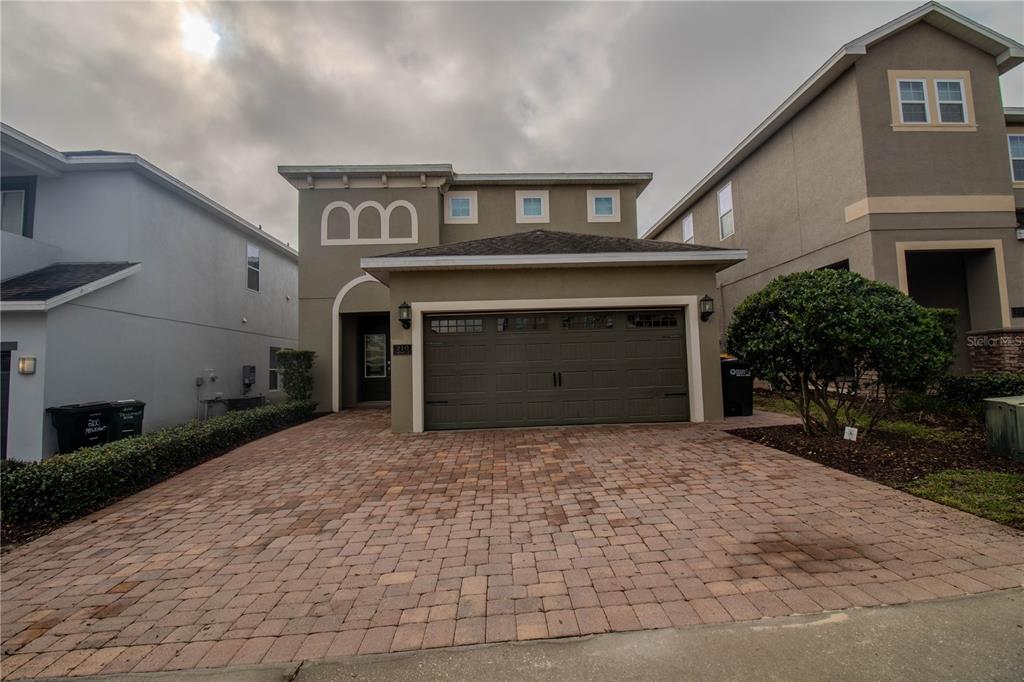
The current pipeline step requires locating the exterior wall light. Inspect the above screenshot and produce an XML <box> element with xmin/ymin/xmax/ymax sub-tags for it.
<box><xmin>398</xmin><ymin>302</ymin><xmax>412</xmax><ymax>329</ymax></box>
<box><xmin>699</xmin><ymin>295</ymin><xmax>715</xmax><ymax>322</ymax></box>
<box><xmin>18</xmin><ymin>356</ymin><xmax>36</xmax><ymax>375</ymax></box>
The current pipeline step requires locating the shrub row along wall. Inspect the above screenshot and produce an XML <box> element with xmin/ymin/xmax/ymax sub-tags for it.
<box><xmin>1</xmin><ymin>400</ymin><xmax>316</xmax><ymax>526</ymax></box>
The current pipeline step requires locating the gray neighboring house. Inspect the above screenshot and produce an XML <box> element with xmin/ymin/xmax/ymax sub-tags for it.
<box><xmin>1</xmin><ymin>124</ymin><xmax>298</xmax><ymax>461</ymax></box>
<box><xmin>644</xmin><ymin>2</ymin><xmax>1024</xmax><ymax>372</ymax></box>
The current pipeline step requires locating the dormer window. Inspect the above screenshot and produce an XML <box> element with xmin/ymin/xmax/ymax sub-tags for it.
<box><xmin>587</xmin><ymin>189</ymin><xmax>620</xmax><ymax>222</ymax></box>
<box><xmin>515</xmin><ymin>190</ymin><xmax>549</xmax><ymax>224</ymax></box>
<box><xmin>444</xmin><ymin>191</ymin><xmax>478</xmax><ymax>224</ymax></box>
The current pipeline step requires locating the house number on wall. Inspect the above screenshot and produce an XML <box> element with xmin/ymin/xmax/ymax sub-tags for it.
<box><xmin>393</xmin><ymin>344</ymin><xmax>412</xmax><ymax>356</ymax></box>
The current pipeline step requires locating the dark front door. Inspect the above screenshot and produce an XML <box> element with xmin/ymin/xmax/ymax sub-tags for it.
<box><xmin>357</xmin><ymin>315</ymin><xmax>391</xmax><ymax>402</ymax></box>
<box><xmin>1</xmin><ymin>350</ymin><xmax>10</xmax><ymax>460</ymax></box>
<box><xmin>423</xmin><ymin>309</ymin><xmax>688</xmax><ymax>429</ymax></box>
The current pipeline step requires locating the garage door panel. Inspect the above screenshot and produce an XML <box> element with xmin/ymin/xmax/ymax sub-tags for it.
<box><xmin>424</xmin><ymin>309</ymin><xmax>689</xmax><ymax>429</ymax></box>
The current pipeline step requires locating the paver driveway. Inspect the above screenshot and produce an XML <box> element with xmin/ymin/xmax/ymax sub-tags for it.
<box><xmin>3</xmin><ymin>410</ymin><xmax>1023</xmax><ymax>679</ymax></box>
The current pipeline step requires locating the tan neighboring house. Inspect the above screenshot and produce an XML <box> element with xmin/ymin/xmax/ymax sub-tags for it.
<box><xmin>278</xmin><ymin>167</ymin><xmax>746</xmax><ymax>431</ymax></box>
<box><xmin>643</xmin><ymin>1</ymin><xmax>1024</xmax><ymax>372</ymax></box>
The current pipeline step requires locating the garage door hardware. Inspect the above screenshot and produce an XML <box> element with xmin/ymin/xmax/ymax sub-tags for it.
<box><xmin>664</xmin><ymin>392</ymin><xmax>688</xmax><ymax>397</ymax></box>
<box><xmin>551</xmin><ymin>372</ymin><xmax>563</xmax><ymax>387</ymax></box>
<box><xmin>425</xmin><ymin>400</ymin><xmax>449</xmax><ymax>405</ymax></box>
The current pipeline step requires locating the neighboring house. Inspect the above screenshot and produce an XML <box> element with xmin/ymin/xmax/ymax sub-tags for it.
<box><xmin>278</xmin><ymin>166</ymin><xmax>745</xmax><ymax>431</ymax></box>
<box><xmin>643</xmin><ymin>1</ymin><xmax>1024</xmax><ymax>373</ymax></box>
<box><xmin>1</xmin><ymin>124</ymin><xmax>298</xmax><ymax>461</ymax></box>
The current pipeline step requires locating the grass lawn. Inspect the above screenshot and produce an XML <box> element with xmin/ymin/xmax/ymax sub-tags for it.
<box><xmin>905</xmin><ymin>470</ymin><xmax>1024</xmax><ymax>530</ymax></box>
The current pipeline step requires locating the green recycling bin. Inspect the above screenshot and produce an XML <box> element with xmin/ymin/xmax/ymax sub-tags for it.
<box><xmin>110</xmin><ymin>400</ymin><xmax>146</xmax><ymax>441</ymax></box>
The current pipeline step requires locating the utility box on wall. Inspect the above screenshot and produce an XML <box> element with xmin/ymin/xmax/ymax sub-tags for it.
<box><xmin>984</xmin><ymin>396</ymin><xmax>1024</xmax><ymax>461</ymax></box>
<box><xmin>242</xmin><ymin>365</ymin><xmax>256</xmax><ymax>393</ymax></box>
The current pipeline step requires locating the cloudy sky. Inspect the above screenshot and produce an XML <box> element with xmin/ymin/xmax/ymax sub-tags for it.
<box><xmin>3</xmin><ymin>1</ymin><xmax>1022</xmax><ymax>244</ymax></box>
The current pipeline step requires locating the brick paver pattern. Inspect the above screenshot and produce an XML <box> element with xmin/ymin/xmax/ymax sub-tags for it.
<box><xmin>3</xmin><ymin>410</ymin><xmax>1023</xmax><ymax>678</ymax></box>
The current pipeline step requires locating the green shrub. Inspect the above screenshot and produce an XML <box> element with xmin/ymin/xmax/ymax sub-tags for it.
<box><xmin>937</xmin><ymin>372</ymin><xmax>1024</xmax><ymax>416</ymax></box>
<box><xmin>277</xmin><ymin>349</ymin><xmax>316</xmax><ymax>402</ymax></box>
<box><xmin>725</xmin><ymin>269</ymin><xmax>954</xmax><ymax>437</ymax></box>
<box><xmin>1</xmin><ymin>400</ymin><xmax>315</xmax><ymax>525</ymax></box>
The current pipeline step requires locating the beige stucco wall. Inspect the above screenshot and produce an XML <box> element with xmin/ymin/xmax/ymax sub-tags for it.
<box><xmin>855</xmin><ymin>22</ymin><xmax>1016</xmax><ymax>200</ymax></box>
<box><xmin>657</xmin><ymin>68</ymin><xmax>868</xmax><ymax>285</ymax></box>
<box><xmin>440</xmin><ymin>185</ymin><xmax>639</xmax><ymax>242</ymax></box>
<box><xmin>384</xmin><ymin>265</ymin><xmax>725</xmax><ymax>432</ymax></box>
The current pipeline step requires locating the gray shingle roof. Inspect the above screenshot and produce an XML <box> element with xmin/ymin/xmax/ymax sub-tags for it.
<box><xmin>1</xmin><ymin>262</ymin><xmax>138</xmax><ymax>302</ymax></box>
<box><xmin>383</xmin><ymin>230</ymin><xmax>729</xmax><ymax>258</ymax></box>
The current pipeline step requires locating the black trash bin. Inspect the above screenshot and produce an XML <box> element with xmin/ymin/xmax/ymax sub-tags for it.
<box><xmin>110</xmin><ymin>400</ymin><xmax>146</xmax><ymax>441</ymax></box>
<box><xmin>47</xmin><ymin>402</ymin><xmax>114</xmax><ymax>454</ymax></box>
<box><xmin>721</xmin><ymin>358</ymin><xmax>754</xmax><ymax>417</ymax></box>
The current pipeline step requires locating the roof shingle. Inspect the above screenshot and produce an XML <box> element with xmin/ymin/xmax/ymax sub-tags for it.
<box><xmin>382</xmin><ymin>229</ymin><xmax>729</xmax><ymax>258</ymax></box>
<box><xmin>1</xmin><ymin>262</ymin><xmax>138</xmax><ymax>302</ymax></box>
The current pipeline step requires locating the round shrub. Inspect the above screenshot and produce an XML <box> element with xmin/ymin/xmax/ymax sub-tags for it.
<box><xmin>725</xmin><ymin>269</ymin><xmax>954</xmax><ymax>436</ymax></box>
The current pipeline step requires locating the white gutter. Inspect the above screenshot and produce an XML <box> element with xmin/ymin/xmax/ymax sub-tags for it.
<box><xmin>360</xmin><ymin>250</ymin><xmax>747</xmax><ymax>283</ymax></box>
<box><xmin>1</xmin><ymin>263</ymin><xmax>141</xmax><ymax>312</ymax></box>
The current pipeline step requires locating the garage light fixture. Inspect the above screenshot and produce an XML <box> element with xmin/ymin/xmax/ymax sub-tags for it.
<box><xmin>17</xmin><ymin>356</ymin><xmax>36</xmax><ymax>375</ymax></box>
<box><xmin>699</xmin><ymin>295</ymin><xmax>714</xmax><ymax>322</ymax></box>
<box><xmin>398</xmin><ymin>301</ymin><xmax>412</xmax><ymax>329</ymax></box>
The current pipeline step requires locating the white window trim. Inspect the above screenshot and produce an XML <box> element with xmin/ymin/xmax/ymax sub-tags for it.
<box><xmin>246</xmin><ymin>243</ymin><xmax>260</xmax><ymax>293</ymax></box>
<box><xmin>1007</xmin><ymin>134</ymin><xmax>1024</xmax><ymax>184</ymax></box>
<box><xmin>515</xmin><ymin>190</ymin><xmax>549</xmax><ymax>224</ymax></box>
<box><xmin>268</xmin><ymin>346</ymin><xmax>282</xmax><ymax>392</ymax></box>
<box><xmin>682</xmin><ymin>213</ymin><xmax>694</xmax><ymax>244</ymax></box>
<box><xmin>934</xmin><ymin>78</ymin><xmax>967</xmax><ymax>124</ymax></box>
<box><xmin>444</xmin><ymin>190</ymin><xmax>478</xmax><ymax>224</ymax></box>
<box><xmin>896</xmin><ymin>78</ymin><xmax>930</xmax><ymax>125</ymax></box>
<box><xmin>717</xmin><ymin>183</ymin><xmax>735</xmax><ymax>241</ymax></box>
<box><xmin>586</xmin><ymin>189</ymin><xmax>620</xmax><ymax>223</ymax></box>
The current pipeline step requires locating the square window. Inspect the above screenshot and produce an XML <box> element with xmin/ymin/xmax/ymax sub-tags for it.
<box><xmin>935</xmin><ymin>80</ymin><xmax>966</xmax><ymax>124</ymax></box>
<box><xmin>523</xmin><ymin>197</ymin><xmax>543</xmax><ymax>217</ymax></box>
<box><xmin>450</xmin><ymin>196</ymin><xmax>471</xmax><ymax>217</ymax></box>
<box><xmin>594</xmin><ymin>196</ymin><xmax>614</xmax><ymax>216</ymax></box>
<box><xmin>897</xmin><ymin>79</ymin><xmax>929</xmax><ymax>124</ymax></box>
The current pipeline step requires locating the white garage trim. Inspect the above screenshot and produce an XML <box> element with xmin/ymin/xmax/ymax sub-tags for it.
<box><xmin>331</xmin><ymin>274</ymin><xmax>378</xmax><ymax>412</ymax></box>
<box><xmin>411</xmin><ymin>296</ymin><xmax>703</xmax><ymax>432</ymax></box>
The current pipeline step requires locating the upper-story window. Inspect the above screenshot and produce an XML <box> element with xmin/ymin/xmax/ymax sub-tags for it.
<box><xmin>935</xmin><ymin>80</ymin><xmax>966</xmax><ymax>123</ymax></box>
<box><xmin>444</xmin><ymin>190</ymin><xmax>478</xmax><ymax>224</ymax></box>
<box><xmin>897</xmin><ymin>79</ymin><xmax>929</xmax><ymax>124</ymax></box>
<box><xmin>1</xmin><ymin>177</ymin><xmax>35</xmax><ymax>238</ymax></box>
<box><xmin>1008</xmin><ymin>134</ymin><xmax>1024</xmax><ymax>184</ymax></box>
<box><xmin>888</xmin><ymin>70</ymin><xmax>975</xmax><ymax>131</ymax></box>
<box><xmin>717</xmin><ymin>183</ymin><xmax>734</xmax><ymax>240</ymax></box>
<box><xmin>587</xmin><ymin>189</ymin><xmax>620</xmax><ymax>222</ymax></box>
<box><xmin>682</xmin><ymin>213</ymin><xmax>694</xmax><ymax>244</ymax></box>
<box><xmin>515</xmin><ymin>190</ymin><xmax>549</xmax><ymax>224</ymax></box>
<box><xmin>246</xmin><ymin>243</ymin><xmax>260</xmax><ymax>292</ymax></box>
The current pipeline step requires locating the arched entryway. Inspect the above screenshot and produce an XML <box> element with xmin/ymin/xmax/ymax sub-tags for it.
<box><xmin>330</xmin><ymin>275</ymin><xmax>390</xmax><ymax>411</ymax></box>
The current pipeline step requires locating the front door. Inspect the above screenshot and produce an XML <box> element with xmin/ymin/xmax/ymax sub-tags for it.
<box><xmin>357</xmin><ymin>315</ymin><xmax>391</xmax><ymax>402</ymax></box>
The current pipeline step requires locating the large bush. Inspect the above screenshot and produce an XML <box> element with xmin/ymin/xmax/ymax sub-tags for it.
<box><xmin>938</xmin><ymin>372</ymin><xmax>1024</xmax><ymax>412</ymax></box>
<box><xmin>277</xmin><ymin>349</ymin><xmax>316</xmax><ymax>402</ymax></box>
<box><xmin>1</xmin><ymin>400</ymin><xmax>315</xmax><ymax>525</ymax></box>
<box><xmin>726</xmin><ymin>270</ymin><xmax>954</xmax><ymax>436</ymax></box>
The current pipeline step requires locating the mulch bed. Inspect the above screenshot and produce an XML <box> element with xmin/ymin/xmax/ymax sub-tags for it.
<box><xmin>729</xmin><ymin>422</ymin><xmax>1024</xmax><ymax>490</ymax></box>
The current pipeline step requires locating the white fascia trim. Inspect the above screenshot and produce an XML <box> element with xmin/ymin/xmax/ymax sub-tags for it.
<box><xmin>411</xmin><ymin>295</ymin><xmax>705</xmax><ymax>432</ymax></box>
<box><xmin>641</xmin><ymin>1</ymin><xmax>1024</xmax><ymax>240</ymax></box>
<box><xmin>361</xmin><ymin>250</ymin><xmax>748</xmax><ymax>271</ymax></box>
<box><xmin>0</xmin><ymin>263</ymin><xmax>141</xmax><ymax>312</ymax></box>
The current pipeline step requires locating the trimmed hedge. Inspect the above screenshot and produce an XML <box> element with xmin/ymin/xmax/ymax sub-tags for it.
<box><xmin>937</xmin><ymin>372</ymin><xmax>1024</xmax><ymax>415</ymax></box>
<box><xmin>1</xmin><ymin>400</ymin><xmax>316</xmax><ymax>525</ymax></box>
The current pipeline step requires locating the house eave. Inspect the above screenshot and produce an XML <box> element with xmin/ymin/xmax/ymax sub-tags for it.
<box><xmin>0</xmin><ymin>263</ymin><xmax>142</xmax><ymax>312</ymax></box>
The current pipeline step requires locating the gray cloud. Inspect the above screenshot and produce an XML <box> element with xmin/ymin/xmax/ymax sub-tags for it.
<box><xmin>3</xmin><ymin>1</ymin><xmax>1021</xmax><ymax>245</ymax></box>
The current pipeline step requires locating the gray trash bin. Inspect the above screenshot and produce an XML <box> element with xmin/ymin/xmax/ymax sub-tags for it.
<box><xmin>984</xmin><ymin>396</ymin><xmax>1024</xmax><ymax>461</ymax></box>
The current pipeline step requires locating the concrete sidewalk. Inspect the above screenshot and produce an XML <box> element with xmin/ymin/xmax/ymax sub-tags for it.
<box><xmin>37</xmin><ymin>588</ymin><xmax>1024</xmax><ymax>682</ymax></box>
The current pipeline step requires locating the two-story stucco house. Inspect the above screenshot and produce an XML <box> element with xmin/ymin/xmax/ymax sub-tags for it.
<box><xmin>1</xmin><ymin>124</ymin><xmax>298</xmax><ymax>460</ymax></box>
<box><xmin>279</xmin><ymin>166</ymin><xmax>746</xmax><ymax>432</ymax></box>
<box><xmin>644</xmin><ymin>2</ymin><xmax>1023</xmax><ymax>372</ymax></box>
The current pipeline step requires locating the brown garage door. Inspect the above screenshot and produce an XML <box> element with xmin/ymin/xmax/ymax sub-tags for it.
<box><xmin>424</xmin><ymin>309</ymin><xmax>688</xmax><ymax>429</ymax></box>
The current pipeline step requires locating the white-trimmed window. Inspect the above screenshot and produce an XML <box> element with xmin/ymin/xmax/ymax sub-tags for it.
<box><xmin>1</xmin><ymin>190</ymin><xmax>26</xmax><ymax>235</ymax></box>
<box><xmin>935</xmin><ymin>79</ymin><xmax>966</xmax><ymax>124</ymax></box>
<box><xmin>587</xmin><ymin>189</ymin><xmax>620</xmax><ymax>222</ymax></box>
<box><xmin>896</xmin><ymin>79</ymin><xmax>929</xmax><ymax>124</ymax></box>
<box><xmin>515</xmin><ymin>190</ymin><xmax>549</xmax><ymax>224</ymax></box>
<box><xmin>444</xmin><ymin>190</ymin><xmax>478</xmax><ymax>224</ymax></box>
<box><xmin>246</xmin><ymin>243</ymin><xmax>260</xmax><ymax>292</ymax></box>
<box><xmin>269</xmin><ymin>346</ymin><xmax>281</xmax><ymax>391</ymax></box>
<box><xmin>1010</xmin><ymin>135</ymin><xmax>1024</xmax><ymax>183</ymax></box>
<box><xmin>717</xmin><ymin>183</ymin><xmax>734</xmax><ymax>240</ymax></box>
<box><xmin>681</xmin><ymin>213</ymin><xmax>694</xmax><ymax>244</ymax></box>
